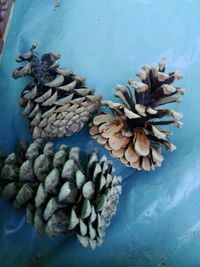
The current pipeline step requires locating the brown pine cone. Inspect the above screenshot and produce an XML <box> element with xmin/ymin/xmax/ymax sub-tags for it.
<box><xmin>12</xmin><ymin>45</ymin><xmax>101</xmax><ymax>139</ymax></box>
<box><xmin>90</xmin><ymin>58</ymin><xmax>184</xmax><ymax>170</ymax></box>
<box><xmin>0</xmin><ymin>140</ymin><xmax>121</xmax><ymax>249</ymax></box>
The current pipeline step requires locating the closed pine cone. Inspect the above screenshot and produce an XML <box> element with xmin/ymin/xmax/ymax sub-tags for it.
<box><xmin>12</xmin><ymin>45</ymin><xmax>101</xmax><ymax>139</ymax></box>
<box><xmin>0</xmin><ymin>140</ymin><xmax>121</xmax><ymax>249</ymax></box>
<box><xmin>90</xmin><ymin>58</ymin><xmax>184</xmax><ymax>170</ymax></box>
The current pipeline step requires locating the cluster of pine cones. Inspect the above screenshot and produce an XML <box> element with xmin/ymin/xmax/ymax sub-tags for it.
<box><xmin>0</xmin><ymin>46</ymin><xmax>185</xmax><ymax>249</ymax></box>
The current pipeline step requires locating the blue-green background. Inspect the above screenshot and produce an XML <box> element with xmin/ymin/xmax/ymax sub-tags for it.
<box><xmin>0</xmin><ymin>0</ymin><xmax>200</xmax><ymax>266</ymax></box>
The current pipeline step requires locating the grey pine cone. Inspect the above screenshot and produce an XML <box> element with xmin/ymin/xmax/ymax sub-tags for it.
<box><xmin>12</xmin><ymin>45</ymin><xmax>101</xmax><ymax>139</ymax></box>
<box><xmin>0</xmin><ymin>140</ymin><xmax>121</xmax><ymax>249</ymax></box>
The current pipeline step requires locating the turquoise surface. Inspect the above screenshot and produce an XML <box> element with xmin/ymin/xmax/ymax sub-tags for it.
<box><xmin>0</xmin><ymin>0</ymin><xmax>200</xmax><ymax>266</ymax></box>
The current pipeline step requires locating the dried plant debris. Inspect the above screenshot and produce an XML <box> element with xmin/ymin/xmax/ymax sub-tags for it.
<box><xmin>54</xmin><ymin>0</ymin><xmax>61</xmax><ymax>8</ymax></box>
<box><xmin>90</xmin><ymin>58</ymin><xmax>184</xmax><ymax>170</ymax></box>
<box><xmin>13</xmin><ymin>45</ymin><xmax>101</xmax><ymax>139</ymax></box>
<box><xmin>0</xmin><ymin>140</ymin><xmax>121</xmax><ymax>249</ymax></box>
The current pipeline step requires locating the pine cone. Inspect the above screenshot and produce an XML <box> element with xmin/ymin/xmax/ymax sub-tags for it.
<box><xmin>12</xmin><ymin>45</ymin><xmax>101</xmax><ymax>139</ymax></box>
<box><xmin>0</xmin><ymin>140</ymin><xmax>121</xmax><ymax>249</ymax></box>
<box><xmin>90</xmin><ymin>58</ymin><xmax>184</xmax><ymax>170</ymax></box>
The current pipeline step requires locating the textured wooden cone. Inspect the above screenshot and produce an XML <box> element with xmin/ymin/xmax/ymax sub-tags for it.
<box><xmin>13</xmin><ymin>46</ymin><xmax>101</xmax><ymax>139</ymax></box>
<box><xmin>0</xmin><ymin>140</ymin><xmax>122</xmax><ymax>249</ymax></box>
<box><xmin>90</xmin><ymin>58</ymin><xmax>184</xmax><ymax>170</ymax></box>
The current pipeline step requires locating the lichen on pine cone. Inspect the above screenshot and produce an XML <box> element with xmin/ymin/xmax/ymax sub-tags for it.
<box><xmin>12</xmin><ymin>45</ymin><xmax>101</xmax><ymax>139</ymax></box>
<box><xmin>0</xmin><ymin>140</ymin><xmax>121</xmax><ymax>249</ymax></box>
<box><xmin>90</xmin><ymin>58</ymin><xmax>185</xmax><ymax>170</ymax></box>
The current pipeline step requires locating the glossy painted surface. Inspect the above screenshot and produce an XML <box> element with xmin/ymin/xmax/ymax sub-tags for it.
<box><xmin>0</xmin><ymin>0</ymin><xmax>200</xmax><ymax>266</ymax></box>
<box><xmin>0</xmin><ymin>0</ymin><xmax>13</xmax><ymax>53</ymax></box>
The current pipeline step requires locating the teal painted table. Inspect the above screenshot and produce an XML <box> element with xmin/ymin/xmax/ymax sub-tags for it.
<box><xmin>0</xmin><ymin>1</ymin><xmax>200</xmax><ymax>266</ymax></box>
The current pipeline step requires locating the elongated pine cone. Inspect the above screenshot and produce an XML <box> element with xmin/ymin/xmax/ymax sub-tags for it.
<box><xmin>90</xmin><ymin>58</ymin><xmax>185</xmax><ymax>170</ymax></box>
<box><xmin>12</xmin><ymin>45</ymin><xmax>101</xmax><ymax>139</ymax></box>
<box><xmin>0</xmin><ymin>140</ymin><xmax>121</xmax><ymax>249</ymax></box>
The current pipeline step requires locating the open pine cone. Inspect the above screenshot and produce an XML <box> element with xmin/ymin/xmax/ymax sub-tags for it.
<box><xmin>0</xmin><ymin>140</ymin><xmax>121</xmax><ymax>249</ymax></box>
<box><xmin>90</xmin><ymin>58</ymin><xmax>184</xmax><ymax>170</ymax></box>
<box><xmin>12</xmin><ymin>45</ymin><xmax>101</xmax><ymax>139</ymax></box>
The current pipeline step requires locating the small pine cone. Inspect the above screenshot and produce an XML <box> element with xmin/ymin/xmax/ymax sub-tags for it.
<box><xmin>0</xmin><ymin>140</ymin><xmax>121</xmax><ymax>249</ymax></box>
<box><xmin>90</xmin><ymin>58</ymin><xmax>185</xmax><ymax>170</ymax></box>
<box><xmin>12</xmin><ymin>45</ymin><xmax>101</xmax><ymax>139</ymax></box>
